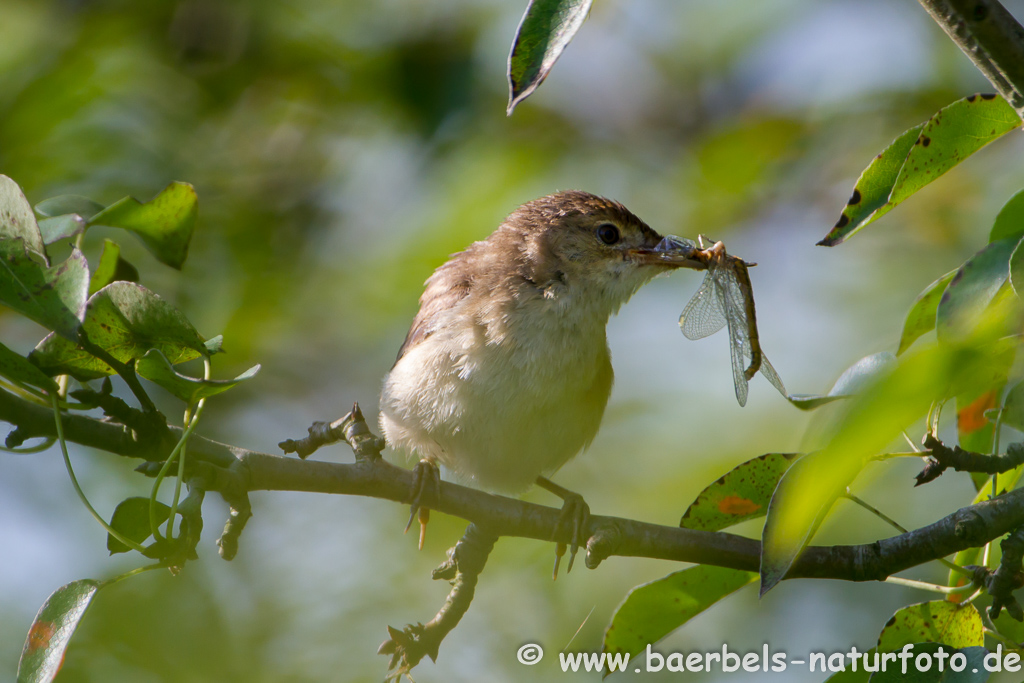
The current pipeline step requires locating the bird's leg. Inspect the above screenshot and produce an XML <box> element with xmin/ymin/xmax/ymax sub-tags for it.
<box><xmin>535</xmin><ymin>476</ymin><xmax>590</xmax><ymax>578</ymax></box>
<box><xmin>406</xmin><ymin>459</ymin><xmax>441</xmax><ymax>550</ymax></box>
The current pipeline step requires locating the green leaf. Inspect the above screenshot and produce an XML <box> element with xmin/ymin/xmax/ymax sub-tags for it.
<box><xmin>37</xmin><ymin>215</ymin><xmax>86</xmax><ymax>245</ymax></box>
<box><xmin>1008</xmin><ymin>235</ymin><xmax>1024</xmax><ymax>298</ymax></box>
<box><xmin>203</xmin><ymin>334</ymin><xmax>224</xmax><ymax>355</ymax></box>
<box><xmin>106</xmin><ymin>496</ymin><xmax>171</xmax><ymax>554</ymax></box>
<box><xmin>950</xmin><ymin>334</ymin><xmax>1016</xmax><ymax>480</ymax></box>
<box><xmin>34</xmin><ymin>195</ymin><xmax>104</xmax><ymax>220</ymax></box>
<box><xmin>1004</xmin><ymin>380</ymin><xmax>1024</xmax><ymax>432</ymax></box>
<box><xmin>819</xmin><ymin>124</ymin><xmax>923</xmax><ymax>246</ymax></box>
<box><xmin>32</xmin><ymin>281</ymin><xmax>206</xmax><ymax>380</ymax></box>
<box><xmin>868</xmin><ymin>644</ymin><xmax>988</xmax><ymax>683</ymax></box>
<box><xmin>0</xmin><ymin>341</ymin><xmax>58</xmax><ymax>392</ymax></box>
<box><xmin>990</xmin><ymin>606</ymin><xmax>1024</xmax><ymax>647</ymax></box>
<box><xmin>88</xmin><ymin>239</ymin><xmax>139</xmax><ymax>295</ymax></box>
<box><xmin>788</xmin><ymin>352</ymin><xmax>897</xmax><ymax>410</ymax></box>
<box><xmin>898</xmin><ymin>271</ymin><xmax>957</xmax><ymax>355</ymax></box>
<box><xmin>761</xmin><ymin>346</ymin><xmax>966</xmax><ymax>595</ymax></box>
<box><xmin>0</xmin><ymin>246</ymin><xmax>89</xmax><ymax>340</ymax></box>
<box><xmin>957</xmin><ymin>385</ymin><xmax>1003</xmax><ymax>492</ymax></box>
<box><xmin>0</xmin><ymin>175</ymin><xmax>46</xmax><ymax>257</ymax></box>
<box><xmin>825</xmin><ymin>602</ymin><xmax>987</xmax><ymax>683</ymax></box>
<box><xmin>16</xmin><ymin>579</ymin><xmax>101</xmax><ymax>683</ymax></box>
<box><xmin>877</xmin><ymin>602</ymin><xmax>984</xmax><ymax>650</ymax></box>
<box><xmin>137</xmin><ymin>348</ymin><xmax>260</xmax><ymax>404</ymax></box>
<box><xmin>602</xmin><ymin>566</ymin><xmax>756</xmax><ymax>674</ymax></box>
<box><xmin>989</xmin><ymin>189</ymin><xmax>1024</xmax><ymax>244</ymax></box>
<box><xmin>820</xmin><ymin>95</ymin><xmax>1022</xmax><ymax>246</ymax></box>
<box><xmin>89</xmin><ymin>182</ymin><xmax>198</xmax><ymax>269</ymax></box>
<box><xmin>679</xmin><ymin>453</ymin><xmax>799</xmax><ymax>531</ymax></box>
<box><xmin>937</xmin><ymin>239</ymin><xmax>1016</xmax><ymax>344</ymax></box>
<box><xmin>506</xmin><ymin>0</ymin><xmax>593</xmax><ymax>115</ymax></box>
<box><xmin>888</xmin><ymin>96</ymin><xmax>1020</xmax><ymax>205</ymax></box>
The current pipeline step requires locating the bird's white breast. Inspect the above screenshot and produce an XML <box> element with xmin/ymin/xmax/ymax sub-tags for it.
<box><xmin>379</xmin><ymin>282</ymin><xmax>614</xmax><ymax>493</ymax></box>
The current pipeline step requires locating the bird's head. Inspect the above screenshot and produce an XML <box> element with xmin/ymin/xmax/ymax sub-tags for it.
<box><xmin>500</xmin><ymin>190</ymin><xmax>704</xmax><ymax>310</ymax></box>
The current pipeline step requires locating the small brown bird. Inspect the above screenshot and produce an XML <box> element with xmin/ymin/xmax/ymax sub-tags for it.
<box><xmin>379</xmin><ymin>190</ymin><xmax>703</xmax><ymax>571</ymax></box>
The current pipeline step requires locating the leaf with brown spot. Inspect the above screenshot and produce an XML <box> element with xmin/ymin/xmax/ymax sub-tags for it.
<box><xmin>716</xmin><ymin>494</ymin><xmax>761</xmax><ymax>516</ymax></box>
<box><xmin>602</xmin><ymin>566</ymin><xmax>756</xmax><ymax>677</ymax></box>
<box><xmin>820</xmin><ymin>95</ymin><xmax>1021</xmax><ymax>246</ymax></box>
<box><xmin>0</xmin><ymin>175</ymin><xmax>46</xmax><ymax>257</ymax></box>
<box><xmin>818</xmin><ymin>124</ymin><xmax>923</xmax><ymax>245</ymax></box>
<box><xmin>680</xmin><ymin>452</ymin><xmax>799</xmax><ymax>531</ymax></box>
<box><xmin>17</xmin><ymin>579</ymin><xmax>101</xmax><ymax>683</ymax></box>
<box><xmin>958</xmin><ymin>389</ymin><xmax>998</xmax><ymax>439</ymax></box>
<box><xmin>876</xmin><ymin>601</ymin><xmax>984</xmax><ymax>650</ymax></box>
<box><xmin>506</xmin><ymin>0</ymin><xmax>593</xmax><ymax>115</ymax></box>
<box><xmin>958</xmin><ymin>384</ymin><xmax>1008</xmax><ymax>492</ymax></box>
<box><xmin>31</xmin><ymin>281</ymin><xmax>206</xmax><ymax>379</ymax></box>
<box><xmin>89</xmin><ymin>182</ymin><xmax>198</xmax><ymax>269</ymax></box>
<box><xmin>889</xmin><ymin>96</ymin><xmax>1020</xmax><ymax>207</ymax></box>
<box><xmin>0</xmin><ymin>245</ymin><xmax>89</xmax><ymax>341</ymax></box>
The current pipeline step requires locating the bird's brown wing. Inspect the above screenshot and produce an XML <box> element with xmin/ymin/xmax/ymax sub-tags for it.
<box><xmin>394</xmin><ymin>255</ymin><xmax>473</xmax><ymax>364</ymax></box>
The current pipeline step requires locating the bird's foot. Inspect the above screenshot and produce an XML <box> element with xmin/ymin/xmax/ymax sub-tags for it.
<box><xmin>406</xmin><ymin>459</ymin><xmax>441</xmax><ymax>550</ymax></box>
<box><xmin>536</xmin><ymin>476</ymin><xmax>590</xmax><ymax>579</ymax></box>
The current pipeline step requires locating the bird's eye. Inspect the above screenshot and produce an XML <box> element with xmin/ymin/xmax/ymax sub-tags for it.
<box><xmin>596</xmin><ymin>223</ymin><xmax>620</xmax><ymax>245</ymax></box>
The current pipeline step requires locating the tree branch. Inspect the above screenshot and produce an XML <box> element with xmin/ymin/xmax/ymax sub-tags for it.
<box><xmin>4</xmin><ymin>386</ymin><xmax>1024</xmax><ymax>585</ymax></box>
<box><xmin>379</xmin><ymin>523</ymin><xmax>498</xmax><ymax>679</ymax></box>
<box><xmin>918</xmin><ymin>0</ymin><xmax>1024</xmax><ymax>117</ymax></box>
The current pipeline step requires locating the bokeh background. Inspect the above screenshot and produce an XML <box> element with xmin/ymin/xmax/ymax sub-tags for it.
<box><xmin>2</xmin><ymin>0</ymin><xmax>1024</xmax><ymax>681</ymax></box>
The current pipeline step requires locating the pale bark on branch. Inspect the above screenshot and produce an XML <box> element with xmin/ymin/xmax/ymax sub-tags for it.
<box><xmin>3</xmin><ymin>386</ymin><xmax>1023</xmax><ymax>585</ymax></box>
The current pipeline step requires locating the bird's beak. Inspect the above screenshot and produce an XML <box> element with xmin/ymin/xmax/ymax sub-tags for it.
<box><xmin>629</xmin><ymin>235</ymin><xmax>707</xmax><ymax>271</ymax></box>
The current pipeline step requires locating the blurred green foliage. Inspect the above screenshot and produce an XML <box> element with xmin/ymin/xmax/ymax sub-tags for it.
<box><xmin>4</xmin><ymin>0</ymin><xmax>1024</xmax><ymax>681</ymax></box>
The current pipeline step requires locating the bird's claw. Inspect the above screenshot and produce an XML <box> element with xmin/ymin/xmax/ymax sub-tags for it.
<box><xmin>406</xmin><ymin>459</ymin><xmax>440</xmax><ymax>550</ymax></box>
<box><xmin>552</xmin><ymin>491</ymin><xmax>590</xmax><ymax>578</ymax></box>
<box><xmin>552</xmin><ymin>542</ymin><xmax>567</xmax><ymax>580</ymax></box>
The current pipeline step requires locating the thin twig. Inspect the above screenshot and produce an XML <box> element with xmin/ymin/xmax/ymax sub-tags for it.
<box><xmin>378</xmin><ymin>523</ymin><xmax>498</xmax><ymax>679</ymax></box>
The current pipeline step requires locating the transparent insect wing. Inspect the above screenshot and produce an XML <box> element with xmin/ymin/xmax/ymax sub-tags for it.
<box><xmin>728</xmin><ymin>325</ymin><xmax>749</xmax><ymax>406</ymax></box>
<box><xmin>679</xmin><ymin>272</ymin><xmax>728</xmax><ymax>340</ymax></box>
<box><xmin>760</xmin><ymin>354</ymin><xmax>788</xmax><ymax>397</ymax></box>
<box><xmin>719</xmin><ymin>267</ymin><xmax>751</xmax><ymax>337</ymax></box>
<box><xmin>715</xmin><ymin>270</ymin><xmax>750</xmax><ymax>406</ymax></box>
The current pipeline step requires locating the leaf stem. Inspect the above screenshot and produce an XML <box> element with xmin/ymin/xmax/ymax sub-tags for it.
<box><xmin>51</xmin><ymin>391</ymin><xmax>146</xmax><ymax>553</ymax></box>
<box><xmin>902</xmin><ymin>431</ymin><xmax>922</xmax><ymax>452</ymax></box>
<box><xmin>883</xmin><ymin>575</ymin><xmax>976</xmax><ymax>594</ymax></box>
<box><xmin>845</xmin><ymin>491</ymin><xmax>971</xmax><ymax>576</ymax></box>
<box><xmin>0</xmin><ymin>437</ymin><xmax>56</xmax><ymax>453</ymax></box>
<box><xmin>984</xmin><ymin>626</ymin><xmax>1019</xmax><ymax>649</ymax></box>
<box><xmin>98</xmin><ymin>562</ymin><xmax>164</xmax><ymax>589</ymax></box>
<box><xmin>152</xmin><ymin>358</ymin><xmax>211</xmax><ymax>541</ymax></box>
<box><xmin>844</xmin><ymin>491</ymin><xmax>908</xmax><ymax>532</ymax></box>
